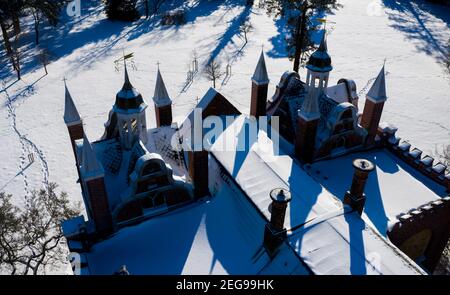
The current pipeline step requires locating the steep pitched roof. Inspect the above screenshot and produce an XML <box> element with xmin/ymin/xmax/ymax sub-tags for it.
<box><xmin>299</xmin><ymin>92</ymin><xmax>321</xmax><ymax>121</ymax></box>
<box><xmin>252</xmin><ymin>50</ymin><xmax>269</xmax><ymax>85</ymax></box>
<box><xmin>306</xmin><ymin>32</ymin><xmax>332</xmax><ymax>73</ymax></box>
<box><xmin>366</xmin><ymin>65</ymin><xmax>387</xmax><ymax>103</ymax></box>
<box><xmin>81</xmin><ymin>134</ymin><xmax>104</xmax><ymax>178</ymax></box>
<box><xmin>115</xmin><ymin>63</ymin><xmax>145</xmax><ymax>112</ymax></box>
<box><xmin>153</xmin><ymin>69</ymin><xmax>172</xmax><ymax>107</ymax></box>
<box><xmin>64</xmin><ymin>82</ymin><xmax>81</xmax><ymax>125</ymax></box>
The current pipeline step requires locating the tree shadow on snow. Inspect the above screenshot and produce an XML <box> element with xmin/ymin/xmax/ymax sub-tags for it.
<box><xmin>382</xmin><ymin>0</ymin><xmax>450</xmax><ymax>62</ymax></box>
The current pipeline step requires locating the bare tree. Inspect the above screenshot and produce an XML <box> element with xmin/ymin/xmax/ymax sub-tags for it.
<box><xmin>0</xmin><ymin>183</ymin><xmax>80</xmax><ymax>275</ymax></box>
<box><xmin>204</xmin><ymin>60</ymin><xmax>224</xmax><ymax>88</ymax></box>
<box><xmin>265</xmin><ymin>0</ymin><xmax>342</xmax><ymax>73</ymax></box>
<box><xmin>239</xmin><ymin>20</ymin><xmax>253</xmax><ymax>46</ymax></box>
<box><xmin>10</xmin><ymin>33</ymin><xmax>21</xmax><ymax>80</ymax></box>
<box><xmin>38</xmin><ymin>48</ymin><xmax>51</xmax><ymax>75</ymax></box>
<box><xmin>434</xmin><ymin>144</ymin><xmax>450</xmax><ymax>166</ymax></box>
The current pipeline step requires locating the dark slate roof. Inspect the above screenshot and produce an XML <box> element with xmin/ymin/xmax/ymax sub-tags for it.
<box><xmin>115</xmin><ymin>67</ymin><xmax>145</xmax><ymax>111</ymax></box>
<box><xmin>306</xmin><ymin>33</ymin><xmax>332</xmax><ymax>73</ymax></box>
<box><xmin>271</xmin><ymin>75</ymin><xmax>338</xmax><ymax>143</ymax></box>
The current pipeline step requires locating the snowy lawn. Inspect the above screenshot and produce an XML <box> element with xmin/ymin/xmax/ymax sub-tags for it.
<box><xmin>0</xmin><ymin>0</ymin><xmax>448</xmax><ymax>272</ymax></box>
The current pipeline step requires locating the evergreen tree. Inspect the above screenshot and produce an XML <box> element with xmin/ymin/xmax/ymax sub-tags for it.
<box><xmin>26</xmin><ymin>0</ymin><xmax>67</xmax><ymax>45</ymax></box>
<box><xmin>104</xmin><ymin>0</ymin><xmax>140</xmax><ymax>21</ymax></box>
<box><xmin>265</xmin><ymin>0</ymin><xmax>341</xmax><ymax>72</ymax></box>
<box><xmin>0</xmin><ymin>0</ymin><xmax>25</xmax><ymax>55</ymax></box>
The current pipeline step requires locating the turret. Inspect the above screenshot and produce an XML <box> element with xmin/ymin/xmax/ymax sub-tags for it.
<box><xmin>295</xmin><ymin>32</ymin><xmax>331</xmax><ymax>163</ymax></box>
<box><xmin>250</xmin><ymin>50</ymin><xmax>269</xmax><ymax>118</ymax></box>
<box><xmin>152</xmin><ymin>68</ymin><xmax>173</xmax><ymax>127</ymax></box>
<box><xmin>113</xmin><ymin>64</ymin><xmax>148</xmax><ymax>150</ymax></box>
<box><xmin>63</xmin><ymin>82</ymin><xmax>84</xmax><ymax>157</ymax></box>
<box><xmin>80</xmin><ymin>134</ymin><xmax>113</xmax><ymax>236</ymax></box>
<box><xmin>361</xmin><ymin>65</ymin><xmax>387</xmax><ymax>146</ymax></box>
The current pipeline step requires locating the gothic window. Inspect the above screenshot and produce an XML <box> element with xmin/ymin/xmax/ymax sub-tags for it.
<box><xmin>142</xmin><ymin>162</ymin><xmax>161</xmax><ymax>176</ymax></box>
<box><xmin>154</xmin><ymin>193</ymin><xmax>165</xmax><ymax>207</ymax></box>
<box><xmin>141</xmin><ymin>197</ymin><xmax>154</xmax><ymax>209</ymax></box>
<box><xmin>314</xmin><ymin>77</ymin><xmax>320</xmax><ymax>88</ymax></box>
<box><xmin>131</xmin><ymin>118</ymin><xmax>138</xmax><ymax>134</ymax></box>
<box><xmin>122</xmin><ymin>121</ymin><xmax>128</xmax><ymax>135</ymax></box>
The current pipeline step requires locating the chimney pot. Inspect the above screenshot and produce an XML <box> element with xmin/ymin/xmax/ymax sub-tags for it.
<box><xmin>264</xmin><ymin>188</ymin><xmax>291</xmax><ymax>256</ymax></box>
<box><xmin>344</xmin><ymin>158</ymin><xmax>375</xmax><ymax>215</ymax></box>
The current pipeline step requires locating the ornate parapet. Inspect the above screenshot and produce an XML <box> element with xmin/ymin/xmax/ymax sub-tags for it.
<box><xmin>378</xmin><ymin>123</ymin><xmax>450</xmax><ymax>193</ymax></box>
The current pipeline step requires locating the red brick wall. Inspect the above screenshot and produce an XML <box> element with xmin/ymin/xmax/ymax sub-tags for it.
<box><xmin>250</xmin><ymin>82</ymin><xmax>268</xmax><ymax>118</ymax></box>
<box><xmin>295</xmin><ymin>117</ymin><xmax>319</xmax><ymax>163</ymax></box>
<box><xmin>388</xmin><ymin>197</ymin><xmax>450</xmax><ymax>272</ymax></box>
<box><xmin>155</xmin><ymin>104</ymin><xmax>173</xmax><ymax>127</ymax></box>
<box><xmin>361</xmin><ymin>100</ymin><xmax>385</xmax><ymax>146</ymax></box>
<box><xmin>86</xmin><ymin>177</ymin><xmax>113</xmax><ymax>236</ymax></box>
<box><xmin>116</xmin><ymin>199</ymin><xmax>143</xmax><ymax>223</ymax></box>
<box><xmin>188</xmin><ymin>150</ymin><xmax>209</xmax><ymax>199</ymax></box>
<box><xmin>67</xmin><ymin>123</ymin><xmax>84</xmax><ymax>155</ymax></box>
<box><xmin>315</xmin><ymin>132</ymin><xmax>365</xmax><ymax>158</ymax></box>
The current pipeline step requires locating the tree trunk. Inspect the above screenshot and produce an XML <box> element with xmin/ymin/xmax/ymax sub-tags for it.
<box><xmin>33</xmin><ymin>12</ymin><xmax>40</xmax><ymax>45</ymax></box>
<box><xmin>293</xmin><ymin>4</ymin><xmax>308</xmax><ymax>73</ymax></box>
<box><xmin>13</xmin><ymin>16</ymin><xmax>21</xmax><ymax>36</ymax></box>
<box><xmin>0</xmin><ymin>22</ymin><xmax>13</xmax><ymax>55</ymax></box>
<box><xmin>145</xmin><ymin>0</ymin><xmax>149</xmax><ymax>19</ymax></box>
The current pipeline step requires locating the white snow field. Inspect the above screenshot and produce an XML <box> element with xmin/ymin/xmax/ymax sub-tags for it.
<box><xmin>0</xmin><ymin>0</ymin><xmax>448</xmax><ymax>273</ymax></box>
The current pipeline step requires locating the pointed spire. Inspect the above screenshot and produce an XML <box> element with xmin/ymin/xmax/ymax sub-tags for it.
<box><xmin>64</xmin><ymin>81</ymin><xmax>81</xmax><ymax>125</ymax></box>
<box><xmin>252</xmin><ymin>50</ymin><xmax>269</xmax><ymax>85</ymax></box>
<box><xmin>81</xmin><ymin>134</ymin><xmax>104</xmax><ymax>178</ymax></box>
<box><xmin>153</xmin><ymin>68</ymin><xmax>172</xmax><ymax>107</ymax></box>
<box><xmin>122</xmin><ymin>60</ymin><xmax>133</xmax><ymax>91</ymax></box>
<box><xmin>306</xmin><ymin>31</ymin><xmax>332</xmax><ymax>73</ymax></box>
<box><xmin>366</xmin><ymin>65</ymin><xmax>387</xmax><ymax>103</ymax></box>
<box><xmin>318</xmin><ymin>31</ymin><xmax>328</xmax><ymax>52</ymax></box>
<box><xmin>299</xmin><ymin>91</ymin><xmax>321</xmax><ymax>121</ymax></box>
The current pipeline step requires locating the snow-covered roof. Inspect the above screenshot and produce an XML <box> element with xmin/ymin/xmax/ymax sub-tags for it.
<box><xmin>366</xmin><ymin>65</ymin><xmax>387</xmax><ymax>103</ymax></box>
<box><xmin>289</xmin><ymin>208</ymin><xmax>426</xmax><ymax>275</ymax></box>
<box><xmin>310</xmin><ymin>150</ymin><xmax>447</xmax><ymax>236</ymax></box>
<box><xmin>63</xmin><ymin>82</ymin><xmax>81</xmax><ymax>125</ymax></box>
<box><xmin>325</xmin><ymin>80</ymin><xmax>358</xmax><ymax>104</ymax></box>
<box><xmin>299</xmin><ymin>92</ymin><xmax>321</xmax><ymax>121</ymax></box>
<box><xmin>152</xmin><ymin>69</ymin><xmax>172</xmax><ymax>107</ymax></box>
<box><xmin>210</xmin><ymin>115</ymin><xmax>424</xmax><ymax>274</ymax></box>
<box><xmin>81</xmin><ymin>134</ymin><xmax>104</xmax><ymax>179</ymax></box>
<box><xmin>89</xmin><ymin>127</ymin><xmax>184</xmax><ymax>211</ymax></box>
<box><xmin>252</xmin><ymin>50</ymin><xmax>269</xmax><ymax>85</ymax></box>
<box><xmin>85</xmin><ymin>175</ymin><xmax>309</xmax><ymax>274</ymax></box>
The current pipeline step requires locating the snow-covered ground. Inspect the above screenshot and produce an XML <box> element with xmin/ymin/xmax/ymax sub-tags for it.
<box><xmin>0</xmin><ymin>0</ymin><xmax>449</xmax><ymax>221</ymax></box>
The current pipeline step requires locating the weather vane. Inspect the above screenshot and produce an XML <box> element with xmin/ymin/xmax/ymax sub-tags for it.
<box><xmin>114</xmin><ymin>50</ymin><xmax>137</xmax><ymax>72</ymax></box>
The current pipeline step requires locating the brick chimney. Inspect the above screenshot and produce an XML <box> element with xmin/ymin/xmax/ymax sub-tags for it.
<box><xmin>264</xmin><ymin>188</ymin><xmax>292</xmax><ymax>255</ymax></box>
<box><xmin>361</xmin><ymin>65</ymin><xmax>387</xmax><ymax>146</ymax></box>
<box><xmin>250</xmin><ymin>50</ymin><xmax>269</xmax><ymax>118</ymax></box>
<box><xmin>187</xmin><ymin>108</ymin><xmax>209</xmax><ymax>199</ymax></box>
<box><xmin>344</xmin><ymin>159</ymin><xmax>375</xmax><ymax>215</ymax></box>
<box><xmin>188</xmin><ymin>150</ymin><xmax>209</xmax><ymax>199</ymax></box>
<box><xmin>153</xmin><ymin>68</ymin><xmax>173</xmax><ymax>127</ymax></box>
